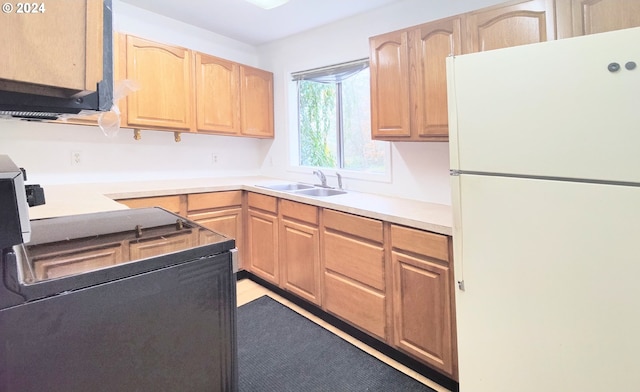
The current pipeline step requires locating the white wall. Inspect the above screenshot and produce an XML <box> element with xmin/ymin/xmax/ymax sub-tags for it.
<box><xmin>0</xmin><ymin>1</ymin><xmax>270</xmax><ymax>186</ymax></box>
<box><xmin>258</xmin><ymin>0</ymin><xmax>506</xmax><ymax>205</ymax></box>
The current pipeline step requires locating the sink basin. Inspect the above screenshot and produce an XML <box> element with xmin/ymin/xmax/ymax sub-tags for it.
<box><xmin>257</xmin><ymin>183</ymin><xmax>315</xmax><ymax>191</ymax></box>
<box><xmin>294</xmin><ymin>188</ymin><xmax>348</xmax><ymax>197</ymax></box>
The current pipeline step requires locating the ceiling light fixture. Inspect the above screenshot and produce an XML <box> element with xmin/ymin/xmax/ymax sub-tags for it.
<box><xmin>244</xmin><ymin>0</ymin><xmax>289</xmax><ymax>10</ymax></box>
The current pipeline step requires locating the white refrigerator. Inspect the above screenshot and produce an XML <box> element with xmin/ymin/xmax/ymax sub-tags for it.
<box><xmin>447</xmin><ymin>27</ymin><xmax>640</xmax><ymax>391</ymax></box>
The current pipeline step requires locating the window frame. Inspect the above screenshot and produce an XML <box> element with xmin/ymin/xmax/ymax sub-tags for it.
<box><xmin>287</xmin><ymin>61</ymin><xmax>391</xmax><ymax>184</ymax></box>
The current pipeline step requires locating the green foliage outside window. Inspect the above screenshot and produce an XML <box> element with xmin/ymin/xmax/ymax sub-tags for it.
<box><xmin>298</xmin><ymin>67</ymin><xmax>386</xmax><ymax>172</ymax></box>
<box><xmin>298</xmin><ymin>81</ymin><xmax>337</xmax><ymax>167</ymax></box>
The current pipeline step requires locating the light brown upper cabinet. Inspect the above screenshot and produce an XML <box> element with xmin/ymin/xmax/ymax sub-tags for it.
<box><xmin>118</xmin><ymin>34</ymin><xmax>274</xmax><ymax>138</ymax></box>
<box><xmin>124</xmin><ymin>35</ymin><xmax>194</xmax><ymax>131</ymax></box>
<box><xmin>239</xmin><ymin>66</ymin><xmax>275</xmax><ymax>138</ymax></box>
<box><xmin>370</xmin><ymin>0</ymin><xmax>556</xmax><ymax>142</ymax></box>
<box><xmin>370</xmin><ymin>30</ymin><xmax>411</xmax><ymax>139</ymax></box>
<box><xmin>0</xmin><ymin>0</ymin><xmax>104</xmax><ymax>98</ymax></box>
<box><xmin>411</xmin><ymin>18</ymin><xmax>463</xmax><ymax>141</ymax></box>
<box><xmin>370</xmin><ymin>17</ymin><xmax>463</xmax><ymax>141</ymax></box>
<box><xmin>555</xmin><ymin>0</ymin><xmax>640</xmax><ymax>38</ymax></box>
<box><xmin>195</xmin><ymin>53</ymin><xmax>241</xmax><ymax>135</ymax></box>
<box><xmin>465</xmin><ymin>0</ymin><xmax>556</xmax><ymax>53</ymax></box>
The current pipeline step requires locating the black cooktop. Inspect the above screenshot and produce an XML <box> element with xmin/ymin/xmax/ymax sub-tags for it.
<box><xmin>0</xmin><ymin>207</ymin><xmax>235</xmax><ymax>308</ymax></box>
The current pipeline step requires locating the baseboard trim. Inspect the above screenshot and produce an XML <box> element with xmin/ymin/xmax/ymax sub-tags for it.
<box><xmin>239</xmin><ymin>272</ymin><xmax>459</xmax><ymax>392</ymax></box>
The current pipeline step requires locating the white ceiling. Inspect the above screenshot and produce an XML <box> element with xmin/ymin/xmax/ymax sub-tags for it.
<box><xmin>118</xmin><ymin>0</ymin><xmax>405</xmax><ymax>46</ymax></box>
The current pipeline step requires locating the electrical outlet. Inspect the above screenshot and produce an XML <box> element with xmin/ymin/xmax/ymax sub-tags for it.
<box><xmin>71</xmin><ymin>151</ymin><xmax>82</xmax><ymax>166</ymax></box>
<box><xmin>211</xmin><ymin>152</ymin><xmax>219</xmax><ymax>165</ymax></box>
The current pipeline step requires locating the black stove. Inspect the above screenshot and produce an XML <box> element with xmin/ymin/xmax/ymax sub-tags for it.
<box><xmin>0</xmin><ymin>155</ymin><xmax>239</xmax><ymax>392</ymax></box>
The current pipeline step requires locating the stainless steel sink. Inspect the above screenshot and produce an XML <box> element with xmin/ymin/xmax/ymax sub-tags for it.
<box><xmin>294</xmin><ymin>188</ymin><xmax>348</xmax><ymax>197</ymax></box>
<box><xmin>257</xmin><ymin>183</ymin><xmax>315</xmax><ymax>191</ymax></box>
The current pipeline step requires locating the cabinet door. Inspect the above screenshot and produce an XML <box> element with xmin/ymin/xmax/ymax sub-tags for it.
<box><xmin>239</xmin><ymin>66</ymin><xmax>274</xmax><ymax>138</ymax></box>
<box><xmin>556</xmin><ymin>0</ymin><xmax>640</xmax><ymax>38</ymax></box>
<box><xmin>125</xmin><ymin>35</ymin><xmax>193</xmax><ymax>130</ymax></box>
<box><xmin>280</xmin><ymin>218</ymin><xmax>321</xmax><ymax>305</ymax></box>
<box><xmin>0</xmin><ymin>0</ymin><xmax>103</xmax><ymax>97</ymax></box>
<box><xmin>466</xmin><ymin>0</ymin><xmax>556</xmax><ymax>53</ymax></box>
<box><xmin>370</xmin><ymin>30</ymin><xmax>411</xmax><ymax>139</ymax></box>
<box><xmin>188</xmin><ymin>208</ymin><xmax>242</xmax><ymax>242</ymax></box>
<box><xmin>392</xmin><ymin>251</ymin><xmax>455</xmax><ymax>377</ymax></box>
<box><xmin>195</xmin><ymin>53</ymin><xmax>241</xmax><ymax>134</ymax></box>
<box><xmin>247</xmin><ymin>209</ymin><xmax>279</xmax><ymax>284</ymax></box>
<box><xmin>411</xmin><ymin>17</ymin><xmax>462</xmax><ymax>141</ymax></box>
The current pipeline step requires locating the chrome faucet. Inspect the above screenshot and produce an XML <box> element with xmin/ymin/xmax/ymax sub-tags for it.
<box><xmin>313</xmin><ymin>170</ymin><xmax>327</xmax><ymax>187</ymax></box>
<box><xmin>336</xmin><ymin>172</ymin><xmax>343</xmax><ymax>190</ymax></box>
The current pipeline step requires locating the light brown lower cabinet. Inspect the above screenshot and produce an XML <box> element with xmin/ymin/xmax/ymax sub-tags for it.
<box><xmin>246</xmin><ymin>192</ymin><xmax>279</xmax><ymax>284</ymax></box>
<box><xmin>116</xmin><ymin>190</ymin><xmax>458</xmax><ymax>380</ymax></box>
<box><xmin>187</xmin><ymin>191</ymin><xmax>244</xmax><ymax>268</ymax></box>
<box><xmin>322</xmin><ymin>209</ymin><xmax>387</xmax><ymax>340</ymax></box>
<box><xmin>279</xmin><ymin>200</ymin><xmax>321</xmax><ymax>305</ymax></box>
<box><xmin>390</xmin><ymin>224</ymin><xmax>457</xmax><ymax>379</ymax></box>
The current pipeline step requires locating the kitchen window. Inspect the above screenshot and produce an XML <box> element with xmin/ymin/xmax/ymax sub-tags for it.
<box><xmin>292</xmin><ymin>59</ymin><xmax>389</xmax><ymax>175</ymax></box>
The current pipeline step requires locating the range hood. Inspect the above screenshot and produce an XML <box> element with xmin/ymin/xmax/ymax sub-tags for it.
<box><xmin>0</xmin><ymin>0</ymin><xmax>113</xmax><ymax>121</ymax></box>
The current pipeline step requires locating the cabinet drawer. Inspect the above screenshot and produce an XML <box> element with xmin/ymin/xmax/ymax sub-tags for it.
<box><xmin>280</xmin><ymin>199</ymin><xmax>318</xmax><ymax>225</ymax></box>
<box><xmin>324</xmin><ymin>271</ymin><xmax>386</xmax><ymax>340</ymax></box>
<box><xmin>323</xmin><ymin>231</ymin><xmax>385</xmax><ymax>291</ymax></box>
<box><xmin>247</xmin><ymin>192</ymin><xmax>277</xmax><ymax>213</ymax></box>
<box><xmin>391</xmin><ymin>224</ymin><xmax>450</xmax><ymax>263</ymax></box>
<box><xmin>187</xmin><ymin>191</ymin><xmax>242</xmax><ymax>211</ymax></box>
<box><xmin>323</xmin><ymin>209</ymin><xmax>383</xmax><ymax>243</ymax></box>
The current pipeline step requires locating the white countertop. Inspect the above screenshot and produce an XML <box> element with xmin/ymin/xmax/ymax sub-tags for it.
<box><xmin>28</xmin><ymin>176</ymin><xmax>453</xmax><ymax>235</ymax></box>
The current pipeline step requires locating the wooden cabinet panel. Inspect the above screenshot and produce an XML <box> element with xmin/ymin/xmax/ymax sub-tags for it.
<box><xmin>556</xmin><ymin>0</ymin><xmax>640</xmax><ymax>38</ymax></box>
<box><xmin>411</xmin><ymin>17</ymin><xmax>462</xmax><ymax>140</ymax></box>
<box><xmin>187</xmin><ymin>191</ymin><xmax>242</xmax><ymax>211</ymax></box>
<box><xmin>247</xmin><ymin>192</ymin><xmax>278</xmax><ymax>213</ymax></box>
<box><xmin>280</xmin><ymin>217</ymin><xmax>321</xmax><ymax>304</ymax></box>
<box><xmin>323</xmin><ymin>209</ymin><xmax>383</xmax><ymax>243</ymax></box>
<box><xmin>323</xmin><ymin>231</ymin><xmax>385</xmax><ymax>291</ymax></box>
<box><xmin>239</xmin><ymin>66</ymin><xmax>274</xmax><ymax>138</ymax></box>
<box><xmin>466</xmin><ymin>0</ymin><xmax>556</xmax><ymax>53</ymax></box>
<box><xmin>247</xmin><ymin>209</ymin><xmax>279</xmax><ymax>284</ymax></box>
<box><xmin>195</xmin><ymin>53</ymin><xmax>241</xmax><ymax>134</ymax></box>
<box><xmin>324</xmin><ymin>271</ymin><xmax>387</xmax><ymax>340</ymax></box>
<box><xmin>370</xmin><ymin>30</ymin><xmax>411</xmax><ymax>138</ymax></box>
<box><xmin>0</xmin><ymin>0</ymin><xmax>103</xmax><ymax>97</ymax></box>
<box><xmin>188</xmin><ymin>191</ymin><xmax>243</xmax><ymax>268</ymax></box>
<box><xmin>280</xmin><ymin>199</ymin><xmax>318</xmax><ymax>225</ymax></box>
<box><xmin>188</xmin><ymin>209</ymin><xmax>241</xmax><ymax>240</ymax></box>
<box><xmin>322</xmin><ymin>208</ymin><xmax>387</xmax><ymax>339</ymax></box>
<box><xmin>391</xmin><ymin>225</ymin><xmax>450</xmax><ymax>263</ymax></box>
<box><xmin>392</xmin><ymin>251</ymin><xmax>455</xmax><ymax>377</ymax></box>
<box><xmin>32</xmin><ymin>244</ymin><xmax>123</xmax><ymax>281</ymax></box>
<box><xmin>370</xmin><ymin>17</ymin><xmax>462</xmax><ymax>141</ymax></box>
<box><xmin>125</xmin><ymin>35</ymin><xmax>193</xmax><ymax>130</ymax></box>
<box><xmin>129</xmin><ymin>231</ymin><xmax>196</xmax><ymax>260</ymax></box>
<box><xmin>117</xmin><ymin>195</ymin><xmax>187</xmax><ymax>216</ymax></box>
